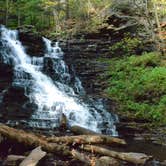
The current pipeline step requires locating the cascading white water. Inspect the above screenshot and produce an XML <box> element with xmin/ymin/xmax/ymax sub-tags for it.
<box><xmin>0</xmin><ymin>26</ymin><xmax>118</xmax><ymax>135</ymax></box>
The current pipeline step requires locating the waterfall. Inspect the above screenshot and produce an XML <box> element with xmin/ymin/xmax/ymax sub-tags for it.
<box><xmin>0</xmin><ymin>26</ymin><xmax>118</xmax><ymax>135</ymax></box>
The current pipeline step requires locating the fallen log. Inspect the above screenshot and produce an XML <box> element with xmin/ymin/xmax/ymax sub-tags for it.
<box><xmin>0</xmin><ymin>124</ymin><xmax>152</xmax><ymax>165</ymax></box>
<box><xmin>71</xmin><ymin>150</ymin><xmax>120</xmax><ymax>166</ymax></box>
<box><xmin>47</xmin><ymin>134</ymin><xmax>126</xmax><ymax>145</ymax></box>
<box><xmin>93</xmin><ymin>156</ymin><xmax>120</xmax><ymax>166</ymax></box>
<box><xmin>19</xmin><ymin>146</ymin><xmax>46</xmax><ymax>166</ymax></box>
<box><xmin>71</xmin><ymin>150</ymin><xmax>91</xmax><ymax>165</ymax></box>
<box><xmin>0</xmin><ymin>124</ymin><xmax>70</xmax><ymax>155</ymax></box>
<box><xmin>81</xmin><ymin>145</ymin><xmax>152</xmax><ymax>165</ymax></box>
<box><xmin>71</xmin><ymin>125</ymin><xmax>98</xmax><ymax>135</ymax></box>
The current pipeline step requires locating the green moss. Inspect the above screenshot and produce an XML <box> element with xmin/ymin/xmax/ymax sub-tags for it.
<box><xmin>105</xmin><ymin>52</ymin><xmax>166</xmax><ymax>123</ymax></box>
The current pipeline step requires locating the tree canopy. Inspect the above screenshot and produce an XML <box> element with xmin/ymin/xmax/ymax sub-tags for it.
<box><xmin>0</xmin><ymin>0</ymin><xmax>111</xmax><ymax>36</ymax></box>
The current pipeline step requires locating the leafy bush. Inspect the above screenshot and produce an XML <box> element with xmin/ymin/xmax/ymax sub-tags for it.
<box><xmin>109</xmin><ymin>36</ymin><xmax>142</xmax><ymax>56</ymax></box>
<box><xmin>105</xmin><ymin>52</ymin><xmax>166</xmax><ymax>123</ymax></box>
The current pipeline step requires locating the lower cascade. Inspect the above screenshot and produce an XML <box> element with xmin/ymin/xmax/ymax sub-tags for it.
<box><xmin>0</xmin><ymin>26</ymin><xmax>118</xmax><ymax>135</ymax></box>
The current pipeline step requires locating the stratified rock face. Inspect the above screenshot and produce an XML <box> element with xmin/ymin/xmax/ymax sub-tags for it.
<box><xmin>59</xmin><ymin>9</ymin><xmax>155</xmax><ymax>95</ymax></box>
<box><xmin>18</xmin><ymin>32</ymin><xmax>45</xmax><ymax>57</ymax></box>
<box><xmin>0</xmin><ymin>39</ymin><xmax>13</xmax><ymax>93</ymax></box>
<box><xmin>60</xmin><ymin>39</ymin><xmax>111</xmax><ymax>95</ymax></box>
<box><xmin>57</xmin><ymin>16</ymin><xmax>132</xmax><ymax>95</ymax></box>
<box><xmin>2</xmin><ymin>86</ymin><xmax>36</xmax><ymax>121</ymax></box>
<box><xmin>0</xmin><ymin>63</ymin><xmax>13</xmax><ymax>92</ymax></box>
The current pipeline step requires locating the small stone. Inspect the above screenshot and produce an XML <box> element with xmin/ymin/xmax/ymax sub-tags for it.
<box><xmin>161</xmin><ymin>160</ymin><xmax>166</xmax><ymax>166</ymax></box>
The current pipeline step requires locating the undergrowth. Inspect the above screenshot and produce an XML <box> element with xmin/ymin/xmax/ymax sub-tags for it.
<box><xmin>105</xmin><ymin>52</ymin><xmax>166</xmax><ymax>124</ymax></box>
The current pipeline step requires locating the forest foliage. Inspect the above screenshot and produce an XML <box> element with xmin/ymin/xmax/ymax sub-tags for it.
<box><xmin>0</xmin><ymin>0</ymin><xmax>165</xmax><ymax>39</ymax></box>
<box><xmin>0</xmin><ymin>0</ymin><xmax>111</xmax><ymax>37</ymax></box>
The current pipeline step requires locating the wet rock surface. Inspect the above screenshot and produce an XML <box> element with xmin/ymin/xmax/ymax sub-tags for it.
<box><xmin>60</xmin><ymin>39</ymin><xmax>111</xmax><ymax>95</ymax></box>
<box><xmin>18</xmin><ymin>31</ymin><xmax>45</xmax><ymax>57</ymax></box>
<box><xmin>0</xmin><ymin>63</ymin><xmax>13</xmax><ymax>92</ymax></box>
<box><xmin>1</xmin><ymin>86</ymin><xmax>36</xmax><ymax>122</ymax></box>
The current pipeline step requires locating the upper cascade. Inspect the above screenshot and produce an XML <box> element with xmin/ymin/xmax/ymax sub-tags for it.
<box><xmin>0</xmin><ymin>26</ymin><xmax>118</xmax><ymax>136</ymax></box>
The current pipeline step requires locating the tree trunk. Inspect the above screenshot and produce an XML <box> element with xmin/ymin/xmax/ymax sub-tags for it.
<box><xmin>65</xmin><ymin>0</ymin><xmax>69</xmax><ymax>20</ymax></box>
<box><xmin>93</xmin><ymin>156</ymin><xmax>120</xmax><ymax>166</ymax></box>
<box><xmin>17</xmin><ymin>10</ymin><xmax>21</xmax><ymax>27</ymax></box>
<box><xmin>47</xmin><ymin>134</ymin><xmax>126</xmax><ymax>145</ymax></box>
<box><xmin>0</xmin><ymin>124</ymin><xmax>70</xmax><ymax>155</ymax></box>
<box><xmin>71</xmin><ymin>150</ymin><xmax>120</xmax><ymax>166</ymax></box>
<box><xmin>71</xmin><ymin>150</ymin><xmax>91</xmax><ymax>165</ymax></box>
<box><xmin>153</xmin><ymin>0</ymin><xmax>161</xmax><ymax>37</ymax></box>
<box><xmin>5</xmin><ymin>0</ymin><xmax>9</xmax><ymax>26</ymax></box>
<box><xmin>152</xmin><ymin>0</ymin><xmax>164</xmax><ymax>53</ymax></box>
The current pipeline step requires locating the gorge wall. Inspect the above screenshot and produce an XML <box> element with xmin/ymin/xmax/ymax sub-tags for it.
<box><xmin>0</xmin><ymin>10</ymin><xmax>155</xmax><ymax>133</ymax></box>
